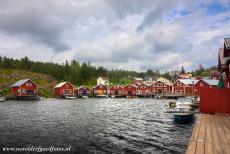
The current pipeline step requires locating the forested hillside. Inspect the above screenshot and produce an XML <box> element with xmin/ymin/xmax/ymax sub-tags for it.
<box><xmin>0</xmin><ymin>56</ymin><xmax>218</xmax><ymax>88</ymax></box>
<box><xmin>0</xmin><ymin>69</ymin><xmax>57</xmax><ymax>97</ymax></box>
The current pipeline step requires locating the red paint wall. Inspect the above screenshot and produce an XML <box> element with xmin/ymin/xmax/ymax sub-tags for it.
<box><xmin>11</xmin><ymin>80</ymin><xmax>38</xmax><ymax>96</ymax></box>
<box><xmin>93</xmin><ymin>85</ymin><xmax>108</xmax><ymax>95</ymax></box>
<box><xmin>200</xmin><ymin>87</ymin><xmax>230</xmax><ymax>114</ymax></box>
<box><xmin>110</xmin><ymin>85</ymin><xmax>123</xmax><ymax>95</ymax></box>
<box><xmin>124</xmin><ymin>85</ymin><xmax>137</xmax><ymax>96</ymax></box>
<box><xmin>151</xmin><ymin>81</ymin><xmax>171</xmax><ymax>94</ymax></box>
<box><xmin>55</xmin><ymin>83</ymin><xmax>75</xmax><ymax>96</ymax></box>
<box><xmin>137</xmin><ymin>84</ymin><xmax>151</xmax><ymax>95</ymax></box>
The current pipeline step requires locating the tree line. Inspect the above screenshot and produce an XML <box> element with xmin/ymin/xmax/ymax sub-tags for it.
<box><xmin>0</xmin><ymin>56</ymin><xmax>218</xmax><ymax>86</ymax></box>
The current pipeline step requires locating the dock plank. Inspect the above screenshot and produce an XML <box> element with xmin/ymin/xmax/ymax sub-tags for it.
<box><xmin>186</xmin><ymin>114</ymin><xmax>230</xmax><ymax>154</ymax></box>
<box><xmin>204</xmin><ymin>114</ymin><xmax>214</xmax><ymax>154</ymax></box>
<box><xmin>195</xmin><ymin>114</ymin><xmax>205</xmax><ymax>154</ymax></box>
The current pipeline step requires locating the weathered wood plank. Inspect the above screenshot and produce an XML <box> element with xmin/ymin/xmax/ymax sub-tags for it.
<box><xmin>211</xmin><ymin>115</ymin><xmax>224</xmax><ymax>154</ymax></box>
<box><xmin>196</xmin><ymin>114</ymin><xmax>205</xmax><ymax>154</ymax></box>
<box><xmin>205</xmin><ymin>114</ymin><xmax>214</xmax><ymax>154</ymax></box>
<box><xmin>186</xmin><ymin>114</ymin><xmax>202</xmax><ymax>154</ymax></box>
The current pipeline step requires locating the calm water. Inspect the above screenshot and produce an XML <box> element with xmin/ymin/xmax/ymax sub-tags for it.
<box><xmin>0</xmin><ymin>98</ymin><xmax>194</xmax><ymax>154</ymax></box>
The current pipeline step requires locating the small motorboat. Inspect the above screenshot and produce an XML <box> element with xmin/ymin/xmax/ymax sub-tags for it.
<box><xmin>64</xmin><ymin>95</ymin><xmax>76</xmax><ymax>99</ymax></box>
<box><xmin>82</xmin><ymin>95</ymin><xmax>89</xmax><ymax>99</ymax></box>
<box><xmin>111</xmin><ymin>95</ymin><xmax>116</xmax><ymax>98</ymax></box>
<box><xmin>173</xmin><ymin>106</ymin><xmax>194</xmax><ymax>123</ymax></box>
<box><xmin>0</xmin><ymin>93</ymin><xmax>6</xmax><ymax>102</ymax></box>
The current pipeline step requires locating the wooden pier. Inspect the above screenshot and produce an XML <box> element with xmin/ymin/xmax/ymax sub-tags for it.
<box><xmin>186</xmin><ymin>114</ymin><xmax>230</xmax><ymax>154</ymax></box>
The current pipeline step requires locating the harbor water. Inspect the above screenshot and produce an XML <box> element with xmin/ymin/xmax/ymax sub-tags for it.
<box><xmin>0</xmin><ymin>98</ymin><xmax>194</xmax><ymax>154</ymax></box>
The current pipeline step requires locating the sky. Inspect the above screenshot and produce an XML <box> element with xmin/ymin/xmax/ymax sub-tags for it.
<box><xmin>0</xmin><ymin>0</ymin><xmax>230</xmax><ymax>72</ymax></box>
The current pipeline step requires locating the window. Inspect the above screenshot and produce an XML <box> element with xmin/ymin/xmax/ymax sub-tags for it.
<box><xmin>104</xmin><ymin>90</ymin><xmax>107</xmax><ymax>93</ymax></box>
<box><xmin>224</xmin><ymin>49</ymin><xmax>230</xmax><ymax>57</ymax></box>
<box><xmin>175</xmin><ymin>90</ymin><xmax>182</xmax><ymax>94</ymax></box>
<box><xmin>164</xmin><ymin>84</ymin><xmax>167</xmax><ymax>87</ymax></box>
<box><xmin>128</xmin><ymin>86</ymin><xmax>131</xmax><ymax>88</ymax></box>
<box><xmin>21</xmin><ymin>90</ymin><xmax>26</xmax><ymax>94</ymax></box>
<box><xmin>200</xmin><ymin>83</ymin><xmax>204</xmax><ymax>86</ymax></box>
<box><xmin>157</xmin><ymin>83</ymin><xmax>163</xmax><ymax>87</ymax></box>
<box><xmin>26</xmin><ymin>82</ymin><xmax>32</xmax><ymax>86</ymax></box>
<box><xmin>164</xmin><ymin>88</ymin><xmax>167</xmax><ymax>92</ymax></box>
<box><xmin>177</xmin><ymin>82</ymin><xmax>183</xmax><ymax>86</ymax></box>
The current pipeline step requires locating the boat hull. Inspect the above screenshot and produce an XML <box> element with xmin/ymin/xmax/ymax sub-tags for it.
<box><xmin>173</xmin><ymin>113</ymin><xmax>194</xmax><ymax>123</ymax></box>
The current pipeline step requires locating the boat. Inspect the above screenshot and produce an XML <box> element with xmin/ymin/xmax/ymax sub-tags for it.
<box><xmin>0</xmin><ymin>93</ymin><xmax>6</xmax><ymax>102</ymax></box>
<box><xmin>111</xmin><ymin>95</ymin><xmax>116</xmax><ymax>98</ymax></box>
<box><xmin>96</xmin><ymin>94</ymin><xmax>109</xmax><ymax>98</ymax></box>
<box><xmin>173</xmin><ymin>106</ymin><xmax>194</xmax><ymax>123</ymax></box>
<box><xmin>82</xmin><ymin>95</ymin><xmax>88</xmax><ymax>99</ymax></box>
<box><xmin>64</xmin><ymin>95</ymin><xmax>76</xmax><ymax>99</ymax></box>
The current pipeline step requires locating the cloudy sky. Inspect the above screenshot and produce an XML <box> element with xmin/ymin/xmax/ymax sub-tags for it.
<box><xmin>0</xmin><ymin>0</ymin><xmax>230</xmax><ymax>72</ymax></box>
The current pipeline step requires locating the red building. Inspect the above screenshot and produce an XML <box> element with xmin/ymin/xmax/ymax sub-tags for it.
<box><xmin>151</xmin><ymin>81</ymin><xmax>171</xmax><ymax>94</ymax></box>
<box><xmin>93</xmin><ymin>84</ymin><xmax>108</xmax><ymax>96</ymax></box>
<box><xmin>124</xmin><ymin>84</ymin><xmax>137</xmax><ymax>97</ymax></box>
<box><xmin>76</xmin><ymin>86</ymin><xmax>91</xmax><ymax>96</ymax></box>
<box><xmin>218</xmin><ymin>38</ymin><xmax>230</xmax><ymax>88</ymax></box>
<box><xmin>137</xmin><ymin>83</ymin><xmax>151</xmax><ymax>96</ymax></box>
<box><xmin>110</xmin><ymin>85</ymin><xmax>124</xmax><ymax>96</ymax></box>
<box><xmin>173</xmin><ymin>79</ymin><xmax>198</xmax><ymax>95</ymax></box>
<box><xmin>194</xmin><ymin>79</ymin><xmax>218</xmax><ymax>96</ymax></box>
<box><xmin>210</xmin><ymin>71</ymin><xmax>220</xmax><ymax>80</ymax></box>
<box><xmin>11</xmin><ymin>79</ymin><xmax>38</xmax><ymax>97</ymax></box>
<box><xmin>54</xmin><ymin>82</ymin><xmax>75</xmax><ymax>97</ymax></box>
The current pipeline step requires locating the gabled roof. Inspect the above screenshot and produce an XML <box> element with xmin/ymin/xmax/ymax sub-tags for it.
<box><xmin>175</xmin><ymin>79</ymin><xmax>199</xmax><ymax>85</ymax></box>
<box><xmin>10</xmin><ymin>79</ymin><xmax>37</xmax><ymax>87</ymax></box>
<box><xmin>203</xmin><ymin>79</ymin><xmax>219</xmax><ymax>86</ymax></box>
<box><xmin>124</xmin><ymin>84</ymin><xmax>138</xmax><ymax>88</ymax></box>
<box><xmin>157</xmin><ymin>77</ymin><xmax>172</xmax><ymax>85</ymax></box>
<box><xmin>93</xmin><ymin>84</ymin><xmax>107</xmax><ymax>89</ymax></box>
<box><xmin>224</xmin><ymin>38</ymin><xmax>230</xmax><ymax>48</ymax></box>
<box><xmin>55</xmin><ymin>82</ymin><xmax>74</xmax><ymax>88</ymax></box>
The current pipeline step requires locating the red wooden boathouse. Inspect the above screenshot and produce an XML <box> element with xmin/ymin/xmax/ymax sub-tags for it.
<box><xmin>110</xmin><ymin>85</ymin><xmax>124</xmax><ymax>96</ymax></box>
<box><xmin>172</xmin><ymin>79</ymin><xmax>198</xmax><ymax>95</ymax></box>
<box><xmin>152</xmin><ymin>81</ymin><xmax>171</xmax><ymax>94</ymax></box>
<box><xmin>137</xmin><ymin>83</ymin><xmax>151</xmax><ymax>96</ymax></box>
<box><xmin>76</xmin><ymin>86</ymin><xmax>91</xmax><ymax>96</ymax></box>
<box><xmin>93</xmin><ymin>84</ymin><xmax>108</xmax><ymax>96</ymax></box>
<box><xmin>124</xmin><ymin>84</ymin><xmax>137</xmax><ymax>97</ymax></box>
<box><xmin>194</xmin><ymin>79</ymin><xmax>218</xmax><ymax>96</ymax></box>
<box><xmin>11</xmin><ymin>79</ymin><xmax>38</xmax><ymax>97</ymax></box>
<box><xmin>54</xmin><ymin>82</ymin><xmax>75</xmax><ymax>97</ymax></box>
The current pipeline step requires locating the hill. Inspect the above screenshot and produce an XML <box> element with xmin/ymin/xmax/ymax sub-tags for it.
<box><xmin>0</xmin><ymin>69</ymin><xmax>58</xmax><ymax>98</ymax></box>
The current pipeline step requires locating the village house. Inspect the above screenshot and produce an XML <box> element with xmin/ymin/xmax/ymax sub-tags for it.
<box><xmin>110</xmin><ymin>85</ymin><xmax>124</xmax><ymax>97</ymax></box>
<box><xmin>97</xmin><ymin>77</ymin><xmax>109</xmax><ymax>86</ymax></box>
<box><xmin>11</xmin><ymin>79</ymin><xmax>38</xmax><ymax>97</ymax></box>
<box><xmin>54</xmin><ymin>82</ymin><xmax>75</xmax><ymax>97</ymax></box>
<box><xmin>137</xmin><ymin>83</ymin><xmax>151</xmax><ymax>96</ymax></box>
<box><xmin>210</xmin><ymin>71</ymin><xmax>221</xmax><ymax>80</ymax></box>
<box><xmin>134</xmin><ymin>77</ymin><xmax>143</xmax><ymax>84</ymax></box>
<box><xmin>124</xmin><ymin>84</ymin><xmax>137</xmax><ymax>97</ymax></box>
<box><xmin>194</xmin><ymin>79</ymin><xmax>218</xmax><ymax>96</ymax></box>
<box><xmin>172</xmin><ymin>79</ymin><xmax>198</xmax><ymax>95</ymax></box>
<box><xmin>218</xmin><ymin>38</ymin><xmax>230</xmax><ymax>88</ymax></box>
<box><xmin>93</xmin><ymin>84</ymin><xmax>108</xmax><ymax>96</ymax></box>
<box><xmin>76</xmin><ymin>86</ymin><xmax>91</xmax><ymax>97</ymax></box>
<box><xmin>149</xmin><ymin>77</ymin><xmax>172</xmax><ymax>94</ymax></box>
<box><xmin>178</xmin><ymin>73</ymin><xmax>192</xmax><ymax>79</ymax></box>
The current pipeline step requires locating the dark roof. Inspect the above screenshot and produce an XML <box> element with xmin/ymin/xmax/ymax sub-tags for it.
<box><xmin>224</xmin><ymin>38</ymin><xmax>230</xmax><ymax>48</ymax></box>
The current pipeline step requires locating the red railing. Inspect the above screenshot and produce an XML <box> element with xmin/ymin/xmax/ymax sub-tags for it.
<box><xmin>200</xmin><ymin>87</ymin><xmax>230</xmax><ymax>114</ymax></box>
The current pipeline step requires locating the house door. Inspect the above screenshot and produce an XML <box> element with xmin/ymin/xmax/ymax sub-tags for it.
<box><xmin>115</xmin><ymin>91</ymin><xmax>118</xmax><ymax>95</ymax></box>
<box><xmin>64</xmin><ymin>89</ymin><xmax>70</xmax><ymax>95</ymax></box>
<box><xmin>128</xmin><ymin>91</ymin><xmax>132</xmax><ymax>96</ymax></box>
<box><xmin>157</xmin><ymin>89</ymin><xmax>162</xmax><ymax>94</ymax></box>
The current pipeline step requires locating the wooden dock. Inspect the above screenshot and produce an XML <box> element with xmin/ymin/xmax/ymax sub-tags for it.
<box><xmin>186</xmin><ymin>114</ymin><xmax>230</xmax><ymax>154</ymax></box>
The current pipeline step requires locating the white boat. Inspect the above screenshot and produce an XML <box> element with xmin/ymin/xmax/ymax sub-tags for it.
<box><xmin>176</xmin><ymin>101</ymin><xmax>193</xmax><ymax>107</ymax></box>
<box><xmin>111</xmin><ymin>95</ymin><xmax>116</xmax><ymax>98</ymax></box>
<box><xmin>173</xmin><ymin>106</ymin><xmax>194</xmax><ymax>123</ymax></box>
<box><xmin>64</xmin><ymin>95</ymin><xmax>76</xmax><ymax>99</ymax></box>
<box><xmin>0</xmin><ymin>97</ymin><xmax>5</xmax><ymax>102</ymax></box>
<box><xmin>82</xmin><ymin>95</ymin><xmax>88</xmax><ymax>99</ymax></box>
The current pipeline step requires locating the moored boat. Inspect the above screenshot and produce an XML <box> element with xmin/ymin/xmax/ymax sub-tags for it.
<box><xmin>82</xmin><ymin>95</ymin><xmax>89</xmax><ymax>99</ymax></box>
<box><xmin>0</xmin><ymin>93</ymin><xmax>6</xmax><ymax>102</ymax></box>
<box><xmin>64</xmin><ymin>95</ymin><xmax>76</xmax><ymax>99</ymax></box>
<box><xmin>173</xmin><ymin>106</ymin><xmax>194</xmax><ymax>123</ymax></box>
